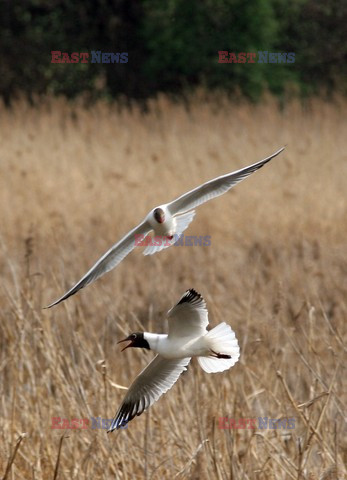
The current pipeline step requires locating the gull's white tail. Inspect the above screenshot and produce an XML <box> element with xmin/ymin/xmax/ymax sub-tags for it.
<box><xmin>198</xmin><ymin>322</ymin><xmax>240</xmax><ymax>373</ymax></box>
<box><xmin>142</xmin><ymin>235</ymin><xmax>174</xmax><ymax>255</ymax></box>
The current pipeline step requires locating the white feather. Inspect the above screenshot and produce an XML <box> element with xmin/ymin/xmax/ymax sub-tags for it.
<box><xmin>198</xmin><ymin>322</ymin><xmax>240</xmax><ymax>373</ymax></box>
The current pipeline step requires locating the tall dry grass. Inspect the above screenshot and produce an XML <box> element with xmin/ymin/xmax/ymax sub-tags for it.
<box><xmin>0</xmin><ymin>94</ymin><xmax>346</xmax><ymax>479</ymax></box>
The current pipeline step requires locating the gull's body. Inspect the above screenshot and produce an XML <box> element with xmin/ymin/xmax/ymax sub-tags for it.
<box><xmin>46</xmin><ymin>147</ymin><xmax>285</xmax><ymax>307</ymax></box>
<box><xmin>142</xmin><ymin>333</ymin><xmax>211</xmax><ymax>358</ymax></box>
<box><xmin>108</xmin><ymin>289</ymin><xmax>240</xmax><ymax>432</ymax></box>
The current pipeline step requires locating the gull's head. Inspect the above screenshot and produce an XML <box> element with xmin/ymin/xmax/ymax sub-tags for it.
<box><xmin>118</xmin><ymin>332</ymin><xmax>150</xmax><ymax>351</ymax></box>
<box><xmin>153</xmin><ymin>208</ymin><xmax>165</xmax><ymax>224</ymax></box>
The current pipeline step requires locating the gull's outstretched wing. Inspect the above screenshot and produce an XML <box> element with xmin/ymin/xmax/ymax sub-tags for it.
<box><xmin>168</xmin><ymin>147</ymin><xmax>285</xmax><ymax>215</ymax></box>
<box><xmin>108</xmin><ymin>355</ymin><xmax>191</xmax><ymax>432</ymax></box>
<box><xmin>45</xmin><ymin>221</ymin><xmax>151</xmax><ymax>308</ymax></box>
<box><xmin>167</xmin><ymin>289</ymin><xmax>209</xmax><ymax>339</ymax></box>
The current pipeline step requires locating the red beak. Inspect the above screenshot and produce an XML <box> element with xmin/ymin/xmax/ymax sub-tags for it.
<box><xmin>117</xmin><ymin>337</ymin><xmax>133</xmax><ymax>352</ymax></box>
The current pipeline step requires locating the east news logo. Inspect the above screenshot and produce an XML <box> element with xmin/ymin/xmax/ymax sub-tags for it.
<box><xmin>51</xmin><ymin>51</ymin><xmax>128</xmax><ymax>64</ymax></box>
<box><xmin>218</xmin><ymin>417</ymin><xmax>296</xmax><ymax>429</ymax></box>
<box><xmin>218</xmin><ymin>51</ymin><xmax>295</xmax><ymax>64</ymax></box>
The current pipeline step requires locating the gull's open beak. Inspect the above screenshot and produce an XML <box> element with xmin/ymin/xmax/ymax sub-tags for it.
<box><xmin>117</xmin><ymin>336</ymin><xmax>133</xmax><ymax>352</ymax></box>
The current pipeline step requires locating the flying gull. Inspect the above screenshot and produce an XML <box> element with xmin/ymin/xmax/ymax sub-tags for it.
<box><xmin>108</xmin><ymin>288</ymin><xmax>240</xmax><ymax>431</ymax></box>
<box><xmin>46</xmin><ymin>147</ymin><xmax>284</xmax><ymax>307</ymax></box>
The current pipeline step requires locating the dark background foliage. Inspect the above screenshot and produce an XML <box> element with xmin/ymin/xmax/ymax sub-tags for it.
<box><xmin>0</xmin><ymin>0</ymin><xmax>346</xmax><ymax>103</ymax></box>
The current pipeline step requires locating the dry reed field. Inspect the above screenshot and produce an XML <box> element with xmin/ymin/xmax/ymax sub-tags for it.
<box><xmin>0</xmin><ymin>94</ymin><xmax>346</xmax><ymax>479</ymax></box>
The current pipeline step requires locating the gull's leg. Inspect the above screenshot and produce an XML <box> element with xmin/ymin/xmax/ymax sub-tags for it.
<box><xmin>210</xmin><ymin>350</ymin><xmax>232</xmax><ymax>359</ymax></box>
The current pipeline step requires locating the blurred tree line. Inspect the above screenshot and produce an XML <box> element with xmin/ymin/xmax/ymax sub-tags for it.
<box><xmin>0</xmin><ymin>0</ymin><xmax>346</xmax><ymax>103</ymax></box>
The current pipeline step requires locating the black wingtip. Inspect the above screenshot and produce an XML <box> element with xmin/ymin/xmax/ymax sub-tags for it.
<box><xmin>262</xmin><ymin>146</ymin><xmax>286</xmax><ymax>165</ymax></box>
<box><xmin>43</xmin><ymin>288</ymin><xmax>76</xmax><ymax>309</ymax></box>
<box><xmin>178</xmin><ymin>288</ymin><xmax>204</xmax><ymax>306</ymax></box>
<box><xmin>43</xmin><ymin>301</ymin><xmax>58</xmax><ymax>309</ymax></box>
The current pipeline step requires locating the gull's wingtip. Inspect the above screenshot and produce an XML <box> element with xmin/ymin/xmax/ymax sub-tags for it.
<box><xmin>264</xmin><ymin>145</ymin><xmax>285</xmax><ymax>162</ymax></box>
<box><xmin>43</xmin><ymin>304</ymin><xmax>55</xmax><ymax>310</ymax></box>
<box><xmin>273</xmin><ymin>145</ymin><xmax>286</xmax><ymax>155</ymax></box>
<box><xmin>43</xmin><ymin>297</ymin><xmax>64</xmax><ymax>309</ymax></box>
<box><xmin>43</xmin><ymin>300</ymin><xmax>56</xmax><ymax>309</ymax></box>
<box><xmin>107</xmin><ymin>422</ymin><xmax>116</xmax><ymax>434</ymax></box>
<box><xmin>258</xmin><ymin>146</ymin><xmax>285</xmax><ymax>165</ymax></box>
<box><xmin>43</xmin><ymin>286</ymin><xmax>79</xmax><ymax>308</ymax></box>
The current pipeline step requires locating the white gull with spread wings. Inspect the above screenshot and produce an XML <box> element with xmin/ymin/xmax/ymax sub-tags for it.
<box><xmin>46</xmin><ymin>147</ymin><xmax>284</xmax><ymax>307</ymax></box>
<box><xmin>108</xmin><ymin>288</ymin><xmax>240</xmax><ymax>431</ymax></box>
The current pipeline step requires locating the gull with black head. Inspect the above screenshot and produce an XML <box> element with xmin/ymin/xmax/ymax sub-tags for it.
<box><xmin>108</xmin><ymin>288</ymin><xmax>240</xmax><ymax>432</ymax></box>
